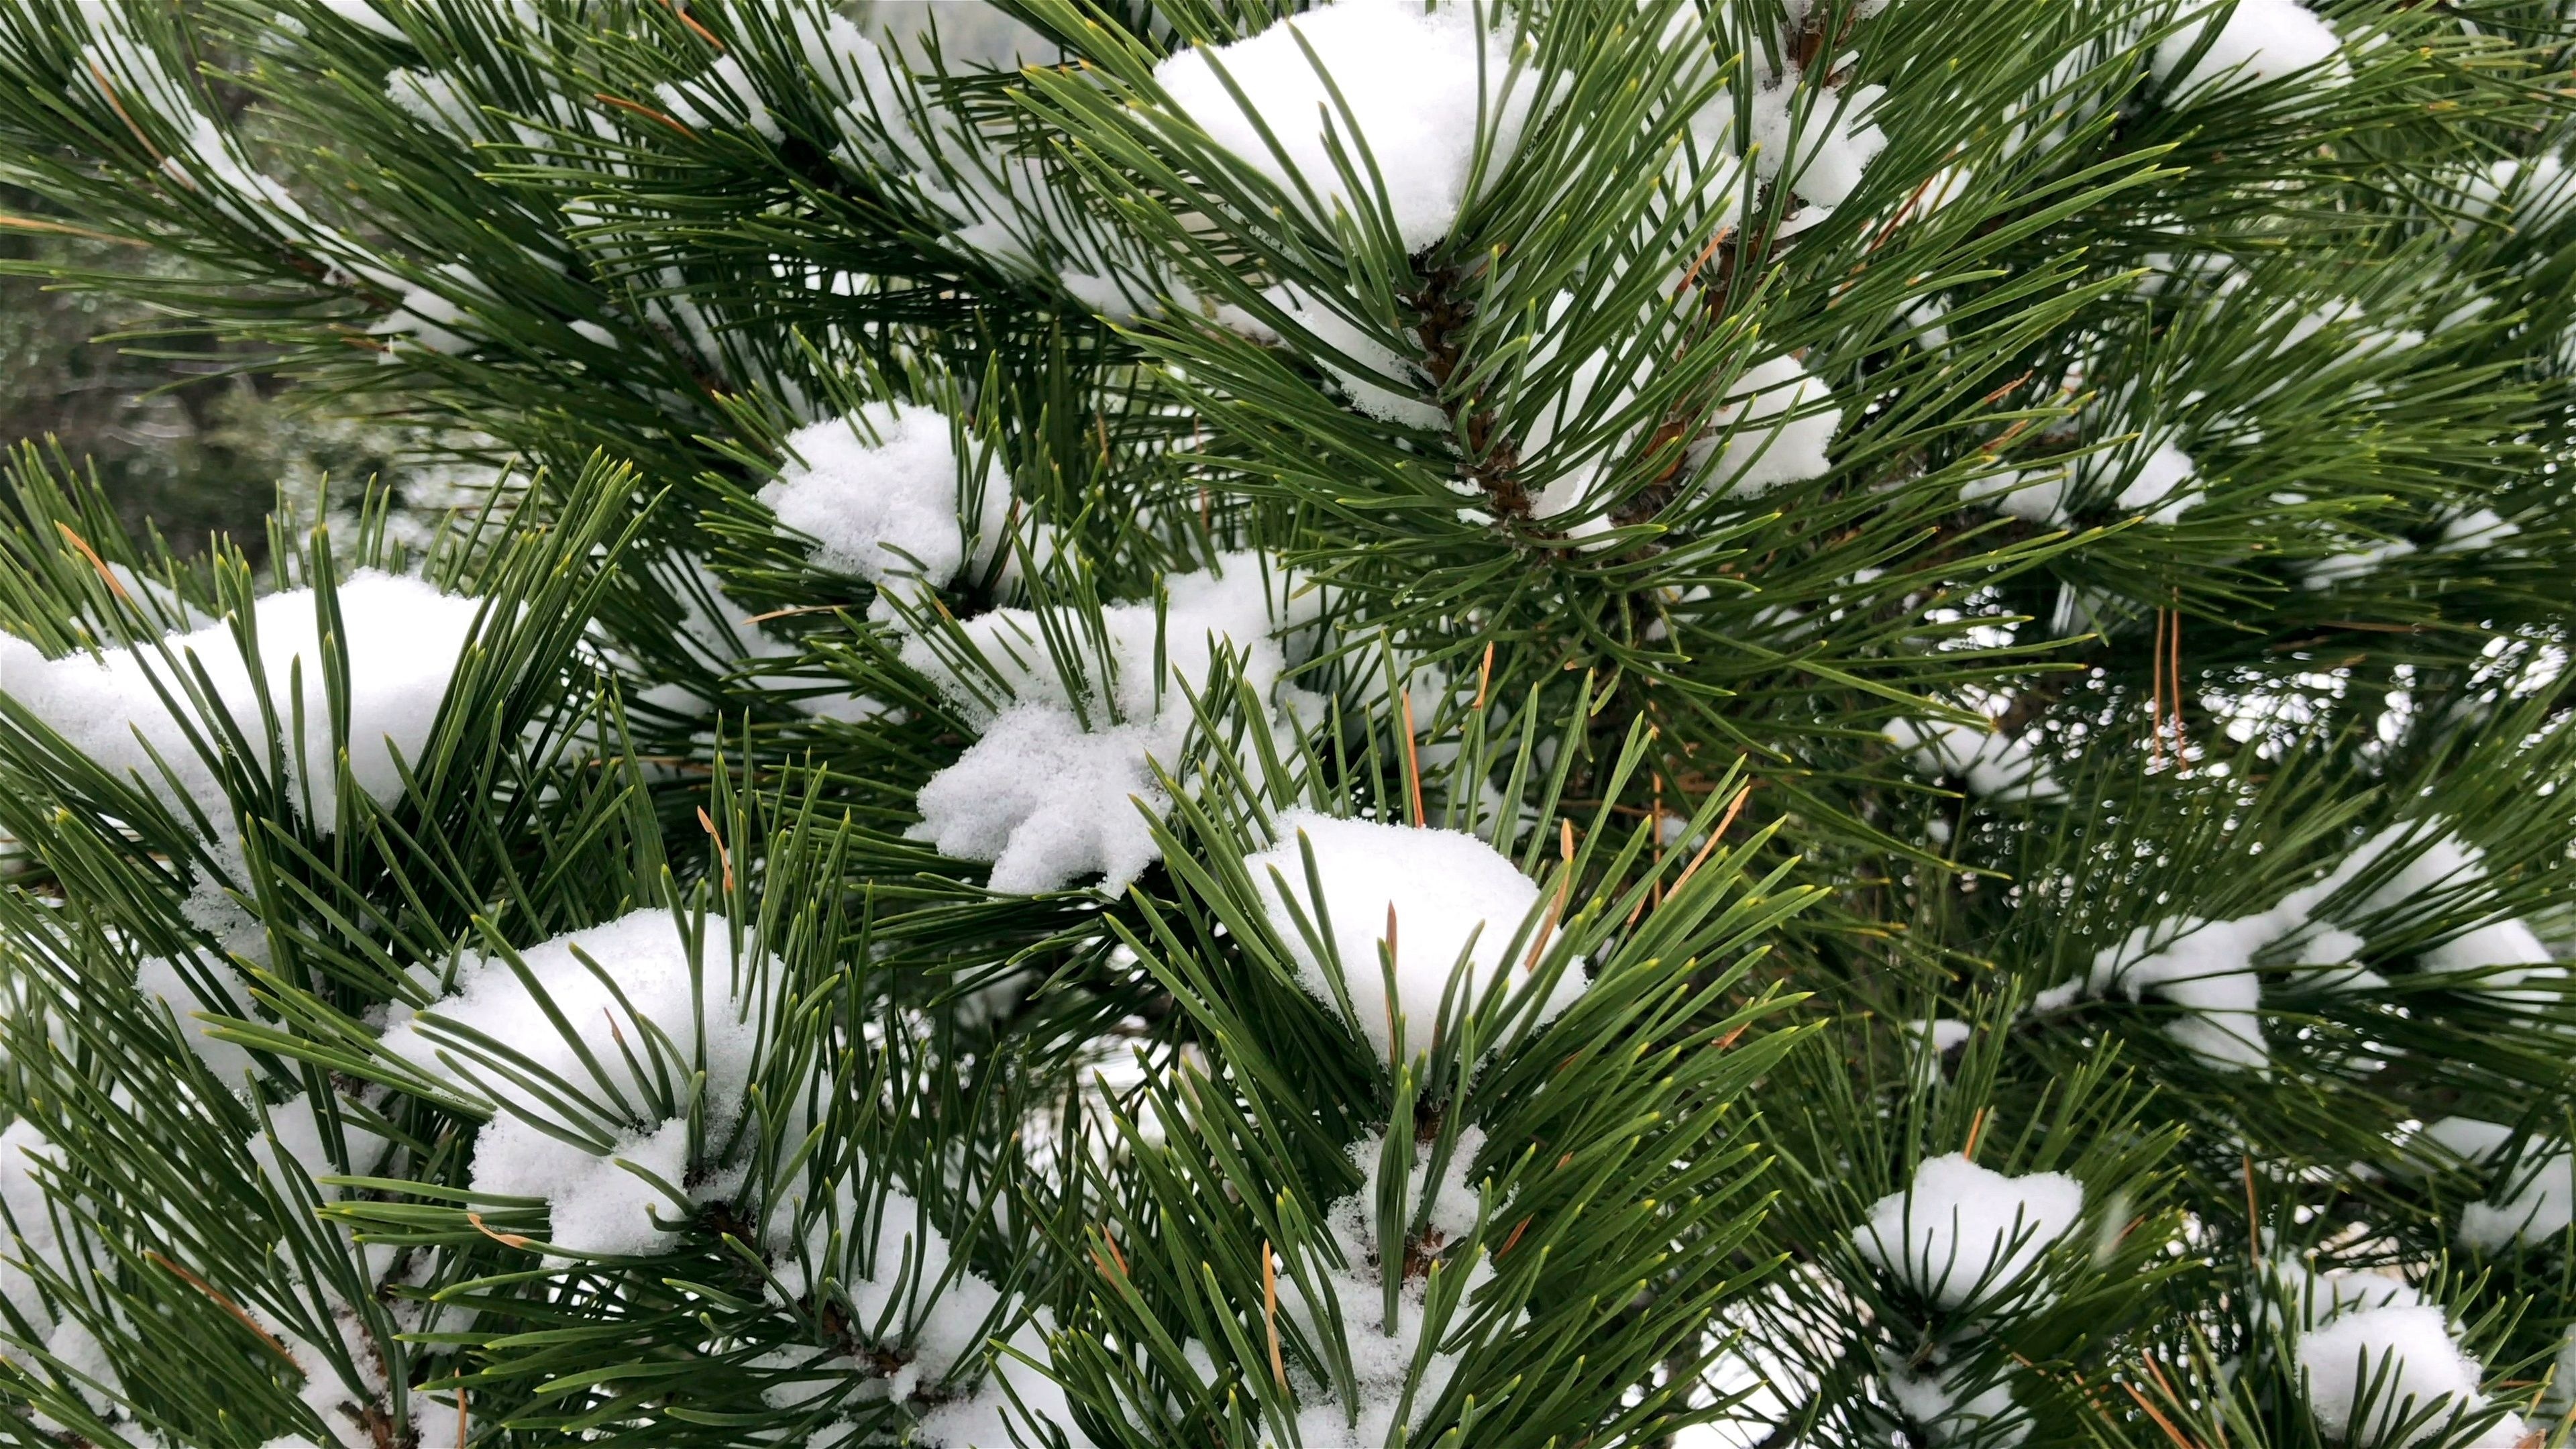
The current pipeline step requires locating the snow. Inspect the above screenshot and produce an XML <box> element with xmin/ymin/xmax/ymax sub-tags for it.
<box><xmin>2297</xmin><ymin>537</ymin><xmax>2418</xmax><ymax>591</ymax></box>
<box><xmin>913</xmin><ymin>1313</ymin><xmax>1091</xmax><ymax>1448</ymax></box>
<box><xmin>2273</xmin><ymin>1261</ymin><xmax>2426</xmax><ymax>1328</ymax></box>
<box><xmin>386</xmin><ymin>67</ymin><xmax>478</xmax><ymax>139</ymax></box>
<box><xmin>1271</xmin><ymin>1129</ymin><xmax>1499</xmax><ymax>1446</ymax></box>
<box><xmin>2085</xmin><ymin>916</ymin><xmax>2275</xmax><ymax>1071</ymax></box>
<box><xmin>372</xmin><ymin>268</ymin><xmax>481</xmax><ymax>356</ymax></box>
<box><xmin>2457</xmin><ymin>1150</ymin><xmax>2572</xmax><ymax>1252</ymax></box>
<box><xmin>759</xmin><ymin>402</ymin><xmax>1014</xmax><ymax>591</ymax></box>
<box><xmin>864</xmin><ymin>0</ymin><xmax>1061</xmax><ymax>68</ymax></box>
<box><xmin>1962</xmin><ymin>465</ymin><xmax>2072</xmax><ymax>525</ymax></box>
<box><xmin>1152</xmin><ymin>0</ymin><xmax>1537</xmax><ymax>253</ymax></box>
<box><xmin>2436</xmin><ymin>508</ymin><xmax>2519</xmax><ymax>553</ymax></box>
<box><xmin>2349</xmin><ymin>827</ymin><xmax>2485</xmax><ymax>916</ymax></box>
<box><xmin>377</xmin><ymin>910</ymin><xmax>765</xmax><ymax>1257</ymax></box>
<box><xmin>135</xmin><ymin>951</ymin><xmax>263</xmax><ymax>1086</ymax></box>
<box><xmin>760</xmin><ymin>1173</ymin><xmax>1087</xmax><ymax>1442</ymax></box>
<box><xmin>1694</xmin><ymin>354</ymin><xmax>1842</xmax><ymax>496</ymax></box>
<box><xmin>2298</xmin><ymin>1304</ymin><xmax>2498</xmax><ymax>1445</ymax></box>
<box><xmin>1748</xmin><ymin>80</ymin><xmax>1889</xmax><ymax>213</ymax></box>
<box><xmin>249</xmin><ymin>1094</ymin><xmax>392</xmax><ymax>1205</ymax></box>
<box><xmin>0</xmin><ymin>1120</ymin><xmax>80</xmax><ymax>1331</ymax></box>
<box><xmin>635</xmin><ymin>556</ymin><xmax>899</xmax><ymax>724</ymax></box>
<box><xmin>1884</xmin><ymin>718</ymin><xmax>2065</xmax><ymax>802</ymax></box>
<box><xmin>911</xmin><ymin>703</ymin><xmax>1171</xmax><ymax>895</ymax></box>
<box><xmin>1259</xmin><ymin>285</ymin><xmax>1447</xmax><ymax>429</ymax></box>
<box><xmin>654</xmin><ymin>55</ymin><xmax>782</xmax><ymax>143</ymax></box>
<box><xmin>2154</xmin><ymin>0</ymin><xmax>2347</xmax><ymax>99</ymax></box>
<box><xmin>1854</xmin><ymin>1155</ymin><xmax>2086</xmax><ymax>1310</ymax></box>
<box><xmin>0</xmin><ymin>570</ymin><xmax>488</xmax><ymax>830</ymax></box>
<box><xmin>2457</xmin><ymin>155</ymin><xmax>2576</xmax><ymax>235</ymax></box>
<box><xmin>2418</xmin><ymin>918</ymin><xmax>2547</xmax><ymax>975</ymax></box>
<box><xmin>2410</xmin><ymin>1117</ymin><xmax>2514</xmax><ymax>1169</ymax></box>
<box><xmin>904</xmin><ymin>552</ymin><xmax>1315</xmax><ymax>894</ymax></box>
<box><xmin>1341</xmin><ymin>1127</ymin><xmax>1491</xmax><ymax>1252</ymax></box>
<box><xmin>1885</xmin><ymin>1366</ymin><xmax>2027</xmax><ymax>1446</ymax></box>
<box><xmin>1244</xmin><ymin>811</ymin><xmax>1585</xmax><ymax>1062</ymax></box>
<box><xmin>314</xmin><ymin>0</ymin><xmax>402</xmax><ymax>38</ymax></box>
<box><xmin>470</xmin><ymin>1114</ymin><xmax>694</xmax><ymax>1257</ymax></box>
<box><xmin>42</xmin><ymin>1316</ymin><xmax>123</xmax><ymax>1417</ymax></box>
<box><xmin>2108</xmin><ymin>436</ymin><xmax>2201</xmax><ymax>523</ymax></box>
<box><xmin>1977</xmin><ymin>434</ymin><xmax>2200</xmax><ymax>527</ymax></box>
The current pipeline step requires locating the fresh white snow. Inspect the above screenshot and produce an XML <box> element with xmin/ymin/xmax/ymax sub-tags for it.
<box><xmin>1244</xmin><ymin>811</ymin><xmax>1585</xmax><ymax>1062</ymax></box>
<box><xmin>1854</xmin><ymin>1154</ymin><xmax>2086</xmax><ymax>1310</ymax></box>
<box><xmin>1152</xmin><ymin>0</ymin><xmax>1537</xmax><ymax>253</ymax></box>
<box><xmin>0</xmin><ymin>570</ymin><xmax>488</xmax><ymax>829</ymax></box>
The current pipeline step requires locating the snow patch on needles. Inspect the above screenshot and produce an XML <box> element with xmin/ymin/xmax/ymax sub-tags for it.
<box><xmin>2085</xmin><ymin>916</ymin><xmax>2281</xmax><ymax>1071</ymax></box>
<box><xmin>0</xmin><ymin>571</ymin><xmax>486</xmax><ymax>830</ymax></box>
<box><xmin>1855</xmin><ymin>1155</ymin><xmax>2085</xmax><ymax>1311</ymax></box>
<box><xmin>1748</xmin><ymin>78</ymin><xmax>1890</xmax><ymax>219</ymax></box>
<box><xmin>1884</xmin><ymin>718</ymin><xmax>2065</xmax><ymax>802</ymax></box>
<box><xmin>2298</xmin><ymin>1304</ymin><xmax>2524</xmax><ymax>1447</ymax></box>
<box><xmin>0</xmin><ymin>1120</ymin><xmax>85</xmax><ymax>1332</ymax></box>
<box><xmin>1884</xmin><ymin>1364</ymin><xmax>2029</xmax><ymax>1447</ymax></box>
<box><xmin>1246</xmin><ymin>812</ymin><xmax>1585</xmax><ymax>1063</ymax></box>
<box><xmin>2457</xmin><ymin>1150</ymin><xmax>2572</xmax><ymax>1252</ymax></box>
<box><xmin>2050</xmin><ymin>816</ymin><xmax>2563</xmax><ymax>1069</ymax></box>
<box><xmin>1269</xmin><ymin>1129</ymin><xmax>1499</xmax><ymax>1446</ymax></box>
<box><xmin>2455</xmin><ymin>156</ymin><xmax>2576</xmax><ymax>236</ymax></box>
<box><xmin>2154</xmin><ymin>0</ymin><xmax>2347</xmax><ymax>99</ymax></box>
<box><xmin>761</xmin><ymin>1174</ymin><xmax>1091</xmax><ymax>1445</ymax></box>
<box><xmin>903</xmin><ymin>552</ymin><xmax>1316</xmax><ymax>894</ymax></box>
<box><xmin>1693</xmin><ymin>354</ymin><xmax>1843</xmax><ymax>496</ymax></box>
<box><xmin>655</xmin><ymin>55</ymin><xmax>782</xmax><ymax>143</ymax></box>
<box><xmin>1152</xmin><ymin>0</ymin><xmax>1536</xmax><ymax>253</ymax></box>
<box><xmin>760</xmin><ymin>402</ymin><xmax>1016</xmax><ymax>591</ymax></box>
<box><xmin>377</xmin><ymin>910</ymin><xmax>765</xmax><ymax>1258</ymax></box>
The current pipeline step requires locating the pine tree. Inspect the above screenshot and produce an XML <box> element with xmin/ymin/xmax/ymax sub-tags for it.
<box><xmin>0</xmin><ymin>0</ymin><xmax>2571</xmax><ymax>1444</ymax></box>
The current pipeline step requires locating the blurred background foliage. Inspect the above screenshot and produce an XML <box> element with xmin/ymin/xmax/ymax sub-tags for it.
<box><xmin>0</xmin><ymin>0</ymin><xmax>1052</xmax><ymax>561</ymax></box>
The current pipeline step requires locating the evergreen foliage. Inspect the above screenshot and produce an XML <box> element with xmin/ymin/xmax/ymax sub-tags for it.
<box><xmin>0</xmin><ymin>0</ymin><xmax>2570</xmax><ymax>1445</ymax></box>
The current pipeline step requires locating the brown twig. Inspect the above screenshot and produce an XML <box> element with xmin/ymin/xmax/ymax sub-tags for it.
<box><xmin>88</xmin><ymin>60</ymin><xmax>168</xmax><ymax>166</ymax></box>
<box><xmin>468</xmin><ymin>1212</ymin><xmax>535</xmax><ymax>1250</ymax></box>
<box><xmin>1525</xmin><ymin>820</ymin><xmax>1576</xmax><ymax>973</ymax></box>
<box><xmin>2123</xmin><ymin>1381</ymin><xmax>2202</xmax><ymax>1449</ymax></box>
<box><xmin>1399</xmin><ymin>688</ymin><xmax>1428</xmax><ymax>827</ymax></box>
<box><xmin>1670</xmin><ymin>783</ymin><xmax>1754</xmax><ymax>893</ymax></box>
<box><xmin>148</xmin><ymin>1252</ymin><xmax>298</xmax><ymax>1366</ymax></box>
<box><xmin>1262</xmin><ymin>1241</ymin><xmax>1287</xmax><ymax>1391</ymax></box>
<box><xmin>594</xmin><ymin>93</ymin><xmax>698</xmax><ymax>140</ymax></box>
<box><xmin>669</xmin><ymin>0</ymin><xmax>724</xmax><ymax>48</ymax></box>
<box><xmin>56</xmin><ymin>523</ymin><xmax>133</xmax><ymax>602</ymax></box>
<box><xmin>0</xmin><ymin>213</ymin><xmax>140</xmax><ymax>244</ymax></box>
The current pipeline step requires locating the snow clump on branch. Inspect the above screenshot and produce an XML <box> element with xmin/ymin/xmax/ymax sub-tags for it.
<box><xmin>2047</xmin><ymin>820</ymin><xmax>2562</xmax><ymax>1071</ymax></box>
<box><xmin>902</xmin><ymin>553</ymin><xmax>1319</xmax><ymax>895</ymax></box>
<box><xmin>1884</xmin><ymin>718</ymin><xmax>2065</xmax><ymax>802</ymax></box>
<box><xmin>376</xmin><ymin>910</ymin><xmax>768</xmax><ymax>1258</ymax></box>
<box><xmin>1854</xmin><ymin>1154</ymin><xmax>2086</xmax><ymax>1311</ymax></box>
<box><xmin>1693</xmin><ymin>354</ymin><xmax>1845</xmax><ymax>496</ymax></box>
<box><xmin>1152</xmin><ymin>0</ymin><xmax>1540</xmax><ymax>254</ymax></box>
<box><xmin>759</xmin><ymin>401</ymin><xmax>1023</xmax><ymax>592</ymax></box>
<box><xmin>1259</xmin><ymin>1128</ymin><xmax>1497</xmax><ymax>1446</ymax></box>
<box><xmin>2153</xmin><ymin>0</ymin><xmax>2348</xmax><ymax>99</ymax></box>
<box><xmin>1244</xmin><ymin>812</ymin><xmax>1587</xmax><ymax>1063</ymax></box>
<box><xmin>2298</xmin><ymin>1303</ymin><xmax>2528</xmax><ymax>1447</ymax></box>
<box><xmin>759</xmin><ymin>1172</ymin><xmax>1089</xmax><ymax>1444</ymax></box>
<box><xmin>0</xmin><ymin>571</ymin><xmax>488</xmax><ymax>831</ymax></box>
